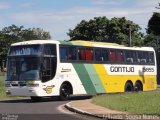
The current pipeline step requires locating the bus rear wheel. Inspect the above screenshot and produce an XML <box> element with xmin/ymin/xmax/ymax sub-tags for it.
<box><xmin>59</xmin><ymin>84</ymin><xmax>71</xmax><ymax>101</ymax></box>
<box><xmin>134</xmin><ymin>81</ymin><xmax>143</xmax><ymax>92</ymax></box>
<box><xmin>125</xmin><ymin>82</ymin><xmax>134</xmax><ymax>92</ymax></box>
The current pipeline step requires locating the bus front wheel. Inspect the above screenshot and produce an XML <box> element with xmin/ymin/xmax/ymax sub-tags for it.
<box><xmin>59</xmin><ymin>84</ymin><xmax>71</xmax><ymax>101</ymax></box>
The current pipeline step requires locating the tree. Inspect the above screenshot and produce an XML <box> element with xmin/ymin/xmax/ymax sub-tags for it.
<box><xmin>147</xmin><ymin>12</ymin><xmax>160</xmax><ymax>35</ymax></box>
<box><xmin>145</xmin><ymin>11</ymin><xmax>160</xmax><ymax>84</ymax></box>
<box><xmin>68</xmin><ymin>16</ymin><xmax>143</xmax><ymax>46</ymax></box>
<box><xmin>22</xmin><ymin>28</ymin><xmax>51</xmax><ymax>41</ymax></box>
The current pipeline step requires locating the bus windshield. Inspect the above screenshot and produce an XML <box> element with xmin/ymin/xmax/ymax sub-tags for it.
<box><xmin>7</xmin><ymin>57</ymin><xmax>40</xmax><ymax>81</ymax></box>
<box><xmin>7</xmin><ymin>44</ymin><xmax>57</xmax><ymax>82</ymax></box>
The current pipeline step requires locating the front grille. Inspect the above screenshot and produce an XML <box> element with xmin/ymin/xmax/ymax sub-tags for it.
<box><xmin>11</xmin><ymin>84</ymin><xmax>19</xmax><ymax>86</ymax></box>
<box><xmin>11</xmin><ymin>84</ymin><xmax>26</xmax><ymax>87</ymax></box>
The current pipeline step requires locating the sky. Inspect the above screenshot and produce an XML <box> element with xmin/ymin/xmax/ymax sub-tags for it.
<box><xmin>0</xmin><ymin>0</ymin><xmax>159</xmax><ymax>40</ymax></box>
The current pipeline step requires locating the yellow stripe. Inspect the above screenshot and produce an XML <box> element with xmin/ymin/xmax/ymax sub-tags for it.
<box><xmin>93</xmin><ymin>64</ymin><xmax>108</xmax><ymax>93</ymax></box>
<box><xmin>93</xmin><ymin>64</ymin><xmax>157</xmax><ymax>93</ymax></box>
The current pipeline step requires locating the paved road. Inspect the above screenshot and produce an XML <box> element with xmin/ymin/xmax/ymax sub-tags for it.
<box><xmin>0</xmin><ymin>96</ymin><xmax>101</xmax><ymax>120</ymax></box>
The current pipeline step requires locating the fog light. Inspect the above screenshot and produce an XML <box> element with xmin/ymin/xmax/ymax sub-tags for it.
<box><xmin>6</xmin><ymin>90</ymin><xmax>11</xmax><ymax>95</ymax></box>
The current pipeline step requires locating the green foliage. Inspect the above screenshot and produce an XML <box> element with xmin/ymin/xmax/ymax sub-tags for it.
<box><xmin>144</xmin><ymin>34</ymin><xmax>160</xmax><ymax>53</ymax></box>
<box><xmin>68</xmin><ymin>16</ymin><xmax>143</xmax><ymax>46</ymax></box>
<box><xmin>145</xmin><ymin>12</ymin><xmax>160</xmax><ymax>53</ymax></box>
<box><xmin>147</xmin><ymin>12</ymin><xmax>160</xmax><ymax>35</ymax></box>
<box><xmin>92</xmin><ymin>91</ymin><xmax>160</xmax><ymax>115</ymax></box>
<box><xmin>0</xmin><ymin>24</ymin><xmax>51</xmax><ymax>57</ymax></box>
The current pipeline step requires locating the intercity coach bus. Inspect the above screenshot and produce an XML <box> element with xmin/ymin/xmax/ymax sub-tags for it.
<box><xmin>6</xmin><ymin>40</ymin><xmax>157</xmax><ymax>101</ymax></box>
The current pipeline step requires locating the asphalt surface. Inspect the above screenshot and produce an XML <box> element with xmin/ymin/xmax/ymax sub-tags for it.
<box><xmin>0</xmin><ymin>96</ymin><xmax>101</xmax><ymax>120</ymax></box>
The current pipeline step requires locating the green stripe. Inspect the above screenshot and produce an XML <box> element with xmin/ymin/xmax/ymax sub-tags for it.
<box><xmin>84</xmin><ymin>64</ymin><xmax>106</xmax><ymax>93</ymax></box>
<box><xmin>73</xmin><ymin>63</ymin><xmax>97</xmax><ymax>95</ymax></box>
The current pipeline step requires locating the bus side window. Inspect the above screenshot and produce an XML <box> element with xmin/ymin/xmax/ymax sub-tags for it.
<box><xmin>102</xmin><ymin>49</ymin><xmax>109</xmax><ymax>62</ymax></box>
<box><xmin>117</xmin><ymin>51</ymin><xmax>124</xmax><ymax>62</ymax></box>
<box><xmin>148</xmin><ymin>52</ymin><xmax>154</xmax><ymax>64</ymax></box>
<box><xmin>43</xmin><ymin>44</ymin><xmax>56</xmax><ymax>55</ymax></box>
<box><xmin>78</xmin><ymin>48</ymin><xmax>85</xmax><ymax>60</ymax></box>
<box><xmin>109</xmin><ymin>50</ymin><xmax>116</xmax><ymax>62</ymax></box>
<box><xmin>137</xmin><ymin>52</ymin><xmax>147</xmax><ymax>63</ymax></box>
<box><xmin>86</xmin><ymin>48</ymin><xmax>93</xmax><ymax>61</ymax></box>
<box><xmin>125</xmin><ymin>51</ymin><xmax>133</xmax><ymax>63</ymax></box>
<box><xmin>60</xmin><ymin>47</ymin><xmax>68</xmax><ymax>61</ymax></box>
<box><xmin>95</xmin><ymin>49</ymin><xmax>102</xmax><ymax>61</ymax></box>
<box><xmin>68</xmin><ymin>47</ymin><xmax>77</xmax><ymax>60</ymax></box>
<box><xmin>125</xmin><ymin>51</ymin><xmax>137</xmax><ymax>63</ymax></box>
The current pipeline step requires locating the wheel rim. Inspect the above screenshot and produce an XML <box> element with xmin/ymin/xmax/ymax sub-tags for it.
<box><xmin>61</xmin><ymin>85</ymin><xmax>70</xmax><ymax>99</ymax></box>
<box><xmin>135</xmin><ymin>83</ymin><xmax>142</xmax><ymax>91</ymax></box>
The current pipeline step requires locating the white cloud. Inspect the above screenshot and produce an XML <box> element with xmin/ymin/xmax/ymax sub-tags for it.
<box><xmin>7</xmin><ymin>0</ymin><xmax>160</xmax><ymax>40</ymax></box>
<box><xmin>0</xmin><ymin>2</ymin><xmax>11</xmax><ymax>9</ymax></box>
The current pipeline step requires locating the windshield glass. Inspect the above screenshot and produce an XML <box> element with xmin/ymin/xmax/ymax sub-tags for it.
<box><xmin>7</xmin><ymin>57</ymin><xmax>40</xmax><ymax>81</ymax></box>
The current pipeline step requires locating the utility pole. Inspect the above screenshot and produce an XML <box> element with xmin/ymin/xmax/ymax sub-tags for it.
<box><xmin>129</xmin><ymin>25</ymin><xmax>132</xmax><ymax>47</ymax></box>
<box><xmin>126</xmin><ymin>21</ymin><xmax>132</xmax><ymax>47</ymax></box>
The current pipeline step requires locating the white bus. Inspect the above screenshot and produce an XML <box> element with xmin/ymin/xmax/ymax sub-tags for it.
<box><xmin>6</xmin><ymin>40</ymin><xmax>157</xmax><ymax>101</ymax></box>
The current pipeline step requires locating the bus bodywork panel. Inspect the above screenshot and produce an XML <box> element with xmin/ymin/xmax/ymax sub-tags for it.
<box><xmin>6</xmin><ymin>40</ymin><xmax>157</xmax><ymax>98</ymax></box>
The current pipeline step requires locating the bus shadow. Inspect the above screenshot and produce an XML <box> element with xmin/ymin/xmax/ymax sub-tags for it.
<box><xmin>0</xmin><ymin>95</ymin><xmax>92</xmax><ymax>103</ymax></box>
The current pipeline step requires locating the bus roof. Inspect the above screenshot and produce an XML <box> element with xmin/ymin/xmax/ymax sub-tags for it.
<box><xmin>60</xmin><ymin>40</ymin><xmax>155</xmax><ymax>51</ymax></box>
<box><xmin>11</xmin><ymin>40</ymin><xmax>155</xmax><ymax>52</ymax></box>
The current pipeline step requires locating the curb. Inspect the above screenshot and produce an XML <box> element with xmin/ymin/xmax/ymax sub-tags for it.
<box><xmin>64</xmin><ymin>102</ymin><xmax>103</xmax><ymax>119</ymax></box>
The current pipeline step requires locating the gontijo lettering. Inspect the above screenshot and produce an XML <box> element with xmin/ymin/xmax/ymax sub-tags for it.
<box><xmin>110</xmin><ymin>66</ymin><xmax>134</xmax><ymax>72</ymax></box>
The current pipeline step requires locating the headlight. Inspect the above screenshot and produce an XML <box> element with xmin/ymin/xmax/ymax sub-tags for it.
<box><xmin>5</xmin><ymin>83</ymin><xmax>11</xmax><ymax>87</ymax></box>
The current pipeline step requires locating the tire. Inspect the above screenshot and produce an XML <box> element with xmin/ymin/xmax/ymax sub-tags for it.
<box><xmin>59</xmin><ymin>84</ymin><xmax>71</xmax><ymax>101</ymax></box>
<box><xmin>31</xmin><ymin>96</ymin><xmax>42</xmax><ymax>102</ymax></box>
<box><xmin>134</xmin><ymin>82</ymin><xmax>143</xmax><ymax>92</ymax></box>
<box><xmin>125</xmin><ymin>82</ymin><xmax>134</xmax><ymax>92</ymax></box>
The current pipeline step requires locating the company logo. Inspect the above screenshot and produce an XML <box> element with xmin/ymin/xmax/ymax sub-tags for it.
<box><xmin>110</xmin><ymin>66</ymin><xmax>134</xmax><ymax>72</ymax></box>
<box><xmin>45</xmin><ymin>86</ymin><xmax>53</xmax><ymax>94</ymax></box>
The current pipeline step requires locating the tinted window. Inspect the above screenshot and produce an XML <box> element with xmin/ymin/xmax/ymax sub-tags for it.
<box><xmin>117</xmin><ymin>51</ymin><xmax>124</xmax><ymax>62</ymax></box>
<box><xmin>43</xmin><ymin>44</ymin><xmax>56</xmax><ymax>55</ymax></box>
<box><xmin>149</xmin><ymin>52</ymin><xmax>154</xmax><ymax>64</ymax></box>
<box><xmin>95</xmin><ymin>49</ymin><xmax>102</xmax><ymax>61</ymax></box>
<box><xmin>68</xmin><ymin>47</ymin><xmax>77</xmax><ymax>60</ymax></box>
<box><xmin>78</xmin><ymin>48</ymin><xmax>93</xmax><ymax>61</ymax></box>
<box><xmin>102</xmin><ymin>49</ymin><xmax>109</xmax><ymax>61</ymax></box>
<box><xmin>109</xmin><ymin>50</ymin><xmax>116</xmax><ymax>62</ymax></box>
<box><xmin>41</xmin><ymin>57</ymin><xmax>56</xmax><ymax>82</ymax></box>
<box><xmin>137</xmin><ymin>52</ymin><xmax>148</xmax><ymax>63</ymax></box>
<box><xmin>86</xmin><ymin>48</ymin><xmax>93</xmax><ymax>61</ymax></box>
<box><xmin>125</xmin><ymin>51</ymin><xmax>137</xmax><ymax>63</ymax></box>
<box><xmin>78</xmin><ymin>48</ymin><xmax>85</xmax><ymax>60</ymax></box>
<box><xmin>60</xmin><ymin>47</ymin><xmax>67</xmax><ymax>61</ymax></box>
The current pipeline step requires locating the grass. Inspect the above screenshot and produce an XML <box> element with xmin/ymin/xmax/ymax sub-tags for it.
<box><xmin>92</xmin><ymin>91</ymin><xmax>160</xmax><ymax>115</ymax></box>
<box><xmin>0</xmin><ymin>75</ymin><xmax>27</xmax><ymax>100</ymax></box>
<box><xmin>0</xmin><ymin>75</ymin><xmax>6</xmax><ymax>99</ymax></box>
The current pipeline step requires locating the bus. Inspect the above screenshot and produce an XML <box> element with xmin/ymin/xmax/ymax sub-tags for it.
<box><xmin>6</xmin><ymin>40</ymin><xmax>157</xmax><ymax>101</ymax></box>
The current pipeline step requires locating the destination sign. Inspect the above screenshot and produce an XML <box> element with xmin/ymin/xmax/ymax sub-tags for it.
<box><xmin>9</xmin><ymin>45</ymin><xmax>41</xmax><ymax>55</ymax></box>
